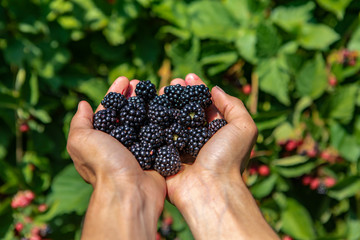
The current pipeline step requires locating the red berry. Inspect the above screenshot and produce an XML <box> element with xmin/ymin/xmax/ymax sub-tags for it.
<box><xmin>282</xmin><ymin>236</ymin><xmax>293</xmax><ymax>240</ymax></box>
<box><xmin>306</xmin><ymin>148</ymin><xmax>317</xmax><ymax>158</ymax></box>
<box><xmin>24</xmin><ymin>190</ymin><xmax>35</xmax><ymax>201</ymax></box>
<box><xmin>242</xmin><ymin>84</ymin><xmax>251</xmax><ymax>95</ymax></box>
<box><xmin>249</xmin><ymin>166</ymin><xmax>258</xmax><ymax>175</ymax></box>
<box><xmin>302</xmin><ymin>175</ymin><xmax>312</xmax><ymax>186</ymax></box>
<box><xmin>38</xmin><ymin>204</ymin><xmax>48</xmax><ymax>212</ymax></box>
<box><xmin>324</xmin><ymin>177</ymin><xmax>336</xmax><ymax>188</ymax></box>
<box><xmin>285</xmin><ymin>140</ymin><xmax>298</xmax><ymax>152</ymax></box>
<box><xmin>310</xmin><ymin>178</ymin><xmax>320</xmax><ymax>190</ymax></box>
<box><xmin>258</xmin><ymin>165</ymin><xmax>270</xmax><ymax>176</ymax></box>
<box><xmin>156</xmin><ymin>232</ymin><xmax>161</xmax><ymax>240</ymax></box>
<box><xmin>250</xmin><ymin>149</ymin><xmax>256</xmax><ymax>159</ymax></box>
<box><xmin>20</xmin><ymin>123</ymin><xmax>30</xmax><ymax>133</ymax></box>
<box><xmin>15</xmin><ymin>222</ymin><xmax>23</xmax><ymax>232</ymax></box>
<box><xmin>328</xmin><ymin>76</ymin><xmax>337</xmax><ymax>87</ymax></box>
<box><xmin>163</xmin><ymin>216</ymin><xmax>173</xmax><ymax>226</ymax></box>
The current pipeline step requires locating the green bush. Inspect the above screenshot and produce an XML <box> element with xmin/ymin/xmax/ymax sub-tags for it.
<box><xmin>1</xmin><ymin>0</ymin><xmax>359</xmax><ymax>239</ymax></box>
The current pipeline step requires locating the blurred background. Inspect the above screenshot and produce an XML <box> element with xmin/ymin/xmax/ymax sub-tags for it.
<box><xmin>1</xmin><ymin>0</ymin><xmax>360</xmax><ymax>239</ymax></box>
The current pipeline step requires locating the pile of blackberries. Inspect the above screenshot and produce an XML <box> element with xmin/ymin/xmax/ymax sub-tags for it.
<box><xmin>93</xmin><ymin>80</ymin><xmax>227</xmax><ymax>177</ymax></box>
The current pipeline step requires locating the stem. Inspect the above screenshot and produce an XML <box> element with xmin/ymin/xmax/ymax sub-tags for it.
<box><xmin>250</xmin><ymin>71</ymin><xmax>259</xmax><ymax>114</ymax></box>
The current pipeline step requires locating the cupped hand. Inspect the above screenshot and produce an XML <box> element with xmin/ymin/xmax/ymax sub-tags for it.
<box><xmin>67</xmin><ymin>76</ymin><xmax>166</xmax><ymax>211</ymax></box>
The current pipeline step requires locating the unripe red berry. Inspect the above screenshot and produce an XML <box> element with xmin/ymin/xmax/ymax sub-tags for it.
<box><xmin>302</xmin><ymin>175</ymin><xmax>312</xmax><ymax>186</ymax></box>
<box><xmin>285</xmin><ymin>140</ymin><xmax>298</xmax><ymax>152</ymax></box>
<box><xmin>38</xmin><ymin>204</ymin><xmax>48</xmax><ymax>212</ymax></box>
<box><xmin>310</xmin><ymin>178</ymin><xmax>320</xmax><ymax>190</ymax></box>
<box><xmin>324</xmin><ymin>177</ymin><xmax>336</xmax><ymax>188</ymax></box>
<box><xmin>15</xmin><ymin>222</ymin><xmax>23</xmax><ymax>232</ymax></box>
<box><xmin>306</xmin><ymin>148</ymin><xmax>317</xmax><ymax>158</ymax></box>
<box><xmin>282</xmin><ymin>236</ymin><xmax>293</xmax><ymax>240</ymax></box>
<box><xmin>163</xmin><ymin>216</ymin><xmax>173</xmax><ymax>226</ymax></box>
<box><xmin>249</xmin><ymin>166</ymin><xmax>258</xmax><ymax>175</ymax></box>
<box><xmin>24</xmin><ymin>190</ymin><xmax>35</xmax><ymax>201</ymax></box>
<box><xmin>242</xmin><ymin>84</ymin><xmax>251</xmax><ymax>95</ymax></box>
<box><xmin>328</xmin><ymin>76</ymin><xmax>337</xmax><ymax>87</ymax></box>
<box><xmin>258</xmin><ymin>165</ymin><xmax>270</xmax><ymax>176</ymax></box>
<box><xmin>20</xmin><ymin>123</ymin><xmax>30</xmax><ymax>133</ymax></box>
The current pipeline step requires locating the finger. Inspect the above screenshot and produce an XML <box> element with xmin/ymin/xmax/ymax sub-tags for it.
<box><xmin>159</xmin><ymin>78</ymin><xmax>185</xmax><ymax>95</ymax></box>
<box><xmin>184</xmin><ymin>73</ymin><xmax>204</xmax><ymax>86</ymax></box>
<box><xmin>69</xmin><ymin>101</ymin><xmax>95</xmax><ymax>131</ymax></box>
<box><xmin>95</xmin><ymin>76</ymin><xmax>130</xmax><ymax>112</ymax></box>
<box><xmin>126</xmin><ymin>79</ymin><xmax>140</xmax><ymax>98</ymax></box>
<box><xmin>206</xmin><ymin>104</ymin><xmax>223</xmax><ymax>122</ymax></box>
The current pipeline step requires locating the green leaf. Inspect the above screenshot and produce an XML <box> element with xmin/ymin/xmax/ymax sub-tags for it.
<box><xmin>251</xmin><ymin>174</ymin><xmax>277</xmax><ymax>199</ymax></box>
<box><xmin>256</xmin><ymin>23</ymin><xmax>281</xmax><ymax>58</ymax></box>
<box><xmin>328</xmin><ymin>176</ymin><xmax>360</xmax><ymax>200</ymax></box>
<box><xmin>42</xmin><ymin>165</ymin><xmax>92</xmax><ymax>220</ymax></box>
<box><xmin>77</xmin><ymin>78</ymin><xmax>109</xmax><ymax>104</ymax></box>
<box><xmin>29</xmin><ymin>73</ymin><xmax>39</xmax><ymax>105</ymax></box>
<box><xmin>276</xmin><ymin>161</ymin><xmax>316</xmax><ymax>178</ymax></box>
<box><xmin>347</xmin><ymin>211</ymin><xmax>360</xmax><ymax>240</ymax></box>
<box><xmin>273</xmin><ymin>122</ymin><xmax>294</xmax><ymax>143</ymax></box>
<box><xmin>296</xmin><ymin>53</ymin><xmax>327</xmax><ymax>99</ymax></box>
<box><xmin>281</xmin><ymin>198</ymin><xmax>316</xmax><ymax>239</ymax></box>
<box><xmin>348</xmin><ymin>25</ymin><xmax>360</xmax><ymax>51</ymax></box>
<box><xmin>271</xmin><ymin>2</ymin><xmax>315</xmax><ymax>33</ymax></box>
<box><xmin>235</xmin><ymin>29</ymin><xmax>257</xmax><ymax>63</ymax></box>
<box><xmin>316</xmin><ymin>0</ymin><xmax>352</xmax><ymax>19</ymax></box>
<box><xmin>188</xmin><ymin>1</ymin><xmax>238</xmax><ymax>41</ymax></box>
<box><xmin>257</xmin><ymin>57</ymin><xmax>290</xmax><ymax>105</ymax></box>
<box><xmin>298</xmin><ymin>23</ymin><xmax>339</xmax><ymax>50</ymax></box>
<box><xmin>293</xmin><ymin>96</ymin><xmax>313</xmax><ymax>126</ymax></box>
<box><xmin>330</xmin><ymin>122</ymin><xmax>360</xmax><ymax>162</ymax></box>
<box><xmin>273</xmin><ymin>155</ymin><xmax>309</xmax><ymax>167</ymax></box>
<box><xmin>325</xmin><ymin>84</ymin><xmax>358</xmax><ymax>124</ymax></box>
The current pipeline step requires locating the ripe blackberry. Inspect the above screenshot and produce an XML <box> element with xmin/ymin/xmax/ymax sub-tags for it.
<box><xmin>135</xmin><ymin>80</ymin><xmax>157</xmax><ymax>102</ymax></box>
<box><xmin>93</xmin><ymin>109</ymin><xmax>119</xmax><ymax>133</ymax></box>
<box><xmin>110</xmin><ymin>125</ymin><xmax>137</xmax><ymax>148</ymax></box>
<box><xmin>181</xmin><ymin>85</ymin><xmax>212</xmax><ymax>108</ymax></box>
<box><xmin>164</xmin><ymin>123</ymin><xmax>188</xmax><ymax>151</ymax></box>
<box><xmin>164</xmin><ymin>84</ymin><xmax>185</xmax><ymax>108</ymax></box>
<box><xmin>179</xmin><ymin>102</ymin><xmax>206</xmax><ymax>127</ymax></box>
<box><xmin>139</xmin><ymin>123</ymin><xmax>164</xmax><ymax>148</ymax></box>
<box><xmin>128</xmin><ymin>96</ymin><xmax>145</xmax><ymax>106</ymax></box>
<box><xmin>184</xmin><ymin>126</ymin><xmax>212</xmax><ymax>157</ymax></box>
<box><xmin>119</xmin><ymin>101</ymin><xmax>147</xmax><ymax>128</ymax></box>
<box><xmin>150</xmin><ymin>95</ymin><xmax>171</xmax><ymax>108</ymax></box>
<box><xmin>130</xmin><ymin>142</ymin><xmax>155</xmax><ymax>170</ymax></box>
<box><xmin>154</xmin><ymin>145</ymin><xmax>181</xmax><ymax>177</ymax></box>
<box><xmin>148</xmin><ymin>104</ymin><xmax>175</xmax><ymax>127</ymax></box>
<box><xmin>208</xmin><ymin>119</ymin><xmax>227</xmax><ymax>135</ymax></box>
<box><xmin>101</xmin><ymin>92</ymin><xmax>128</xmax><ymax>112</ymax></box>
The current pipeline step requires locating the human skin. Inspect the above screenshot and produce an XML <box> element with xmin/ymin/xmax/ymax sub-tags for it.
<box><xmin>67</xmin><ymin>74</ymin><xmax>279</xmax><ymax>240</ymax></box>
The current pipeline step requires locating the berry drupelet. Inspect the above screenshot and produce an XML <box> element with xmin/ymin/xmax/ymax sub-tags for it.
<box><xmin>135</xmin><ymin>80</ymin><xmax>157</xmax><ymax>103</ymax></box>
<box><xmin>150</xmin><ymin>95</ymin><xmax>172</xmax><ymax>108</ymax></box>
<box><xmin>139</xmin><ymin>123</ymin><xmax>164</xmax><ymax>148</ymax></box>
<box><xmin>164</xmin><ymin>84</ymin><xmax>185</xmax><ymax>108</ymax></box>
<box><xmin>93</xmin><ymin>109</ymin><xmax>119</xmax><ymax>133</ymax></box>
<box><xmin>119</xmin><ymin>100</ymin><xmax>147</xmax><ymax>128</ymax></box>
<box><xmin>208</xmin><ymin>118</ymin><xmax>227</xmax><ymax>135</ymax></box>
<box><xmin>130</xmin><ymin>142</ymin><xmax>156</xmax><ymax>170</ymax></box>
<box><xmin>164</xmin><ymin>123</ymin><xmax>188</xmax><ymax>151</ymax></box>
<box><xmin>110</xmin><ymin>125</ymin><xmax>137</xmax><ymax>148</ymax></box>
<box><xmin>148</xmin><ymin>104</ymin><xmax>175</xmax><ymax>128</ymax></box>
<box><xmin>181</xmin><ymin>84</ymin><xmax>212</xmax><ymax>109</ymax></box>
<box><xmin>154</xmin><ymin>145</ymin><xmax>181</xmax><ymax>177</ymax></box>
<box><xmin>101</xmin><ymin>92</ymin><xmax>128</xmax><ymax>112</ymax></box>
<box><xmin>178</xmin><ymin>102</ymin><xmax>206</xmax><ymax>128</ymax></box>
<box><xmin>184</xmin><ymin>126</ymin><xmax>212</xmax><ymax>157</ymax></box>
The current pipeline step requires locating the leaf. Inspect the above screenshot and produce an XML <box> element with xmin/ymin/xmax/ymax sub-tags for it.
<box><xmin>256</xmin><ymin>23</ymin><xmax>281</xmax><ymax>58</ymax></box>
<box><xmin>276</xmin><ymin>161</ymin><xmax>316</xmax><ymax>178</ymax></box>
<box><xmin>296</xmin><ymin>53</ymin><xmax>327</xmax><ymax>99</ymax></box>
<box><xmin>293</xmin><ymin>96</ymin><xmax>313</xmax><ymax>126</ymax></box>
<box><xmin>251</xmin><ymin>174</ymin><xmax>277</xmax><ymax>199</ymax></box>
<box><xmin>273</xmin><ymin>122</ymin><xmax>294</xmax><ymax>143</ymax></box>
<box><xmin>316</xmin><ymin>0</ymin><xmax>352</xmax><ymax>19</ymax></box>
<box><xmin>235</xmin><ymin>29</ymin><xmax>257</xmax><ymax>63</ymax></box>
<box><xmin>348</xmin><ymin>25</ymin><xmax>360</xmax><ymax>51</ymax></box>
<box><xmin>347</xmin><ymin>211</ymin><xmax>360</xmax><ymax>240</ymax></box>
<box><xmin>324</xmin><ymin>84</ymin><xmax>358</xmax><ymax>124</ymax></box>
<box><xmin>298</xmin><ymin>23</ymin><xmax>339</xmax><ymax>50</ymax></box>
<box><xmin>257</xmin><ymin>57</ymin><xmax>290</xmax><ymax>105</ymax></box>
<box><xmin>330</xmin><ymin>122</ymin><xmax>360</xmax><ymax>162</ymax></box>
<box><xmin>188</xmin><ymin>1</ymin><xmax>238</xmax><ymax>41</ymax></box>
<box><xmin>281</xmin><ymin>198</ymin><xmax>316</xmax><ymax>239</ymax></box>
<box><xmin>42</xmin><ymin>165</ymin><xmax>92</xmax><ymax>220</ymax></box>
<box><xmin>328</xmin><ymin>176</ymin><xmax>360</xmax><ymax>200</ymax></box>
<box><xmin>271</xmin><ymin>2</ymin><xmax>315</xmax><ymax>33</ymax></box>
<box><xmin>273</xmin><ymin>155</ymin><xmax>309</xmax><ymax>167</ymax></box>
<box><xmin>77</xmin><ymin>78</ymin><xmax>109</xmax><ymax>104</ymax></box>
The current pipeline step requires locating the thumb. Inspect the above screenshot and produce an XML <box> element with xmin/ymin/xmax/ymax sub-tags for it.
<box><xmin>69</xmin><ymin>101</ymin><xmax>94</xmax><ymax>131</ymax></box>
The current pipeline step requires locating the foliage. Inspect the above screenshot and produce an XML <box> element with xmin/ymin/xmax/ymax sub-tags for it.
<box><xmin>0</xmin><ymin>0</ymin><xmax>360</xmax><ymax>239</ymax></box>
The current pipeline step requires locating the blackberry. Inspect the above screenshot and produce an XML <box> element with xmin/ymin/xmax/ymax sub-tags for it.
<box><xmin>154</xmin><ymin>145</ymin><xmax>181</xmax><ymax>177</ymax></box>
<box><xmin>135</xmin><ymin>80</ymin><xmax>157</xmax><ymax>102</ymax></box>
<box><xmin>93</xmin><ymin>109</ymin><xmax>119</xmax><ymax>133</ymax></box>
<box><xmin>101</xmin><ymin>92</ymin><xmax>128</xmax><ymax>112</ymax></box>
<box><xmin>184</xmin><ymin>126</ymin><xmax>212</xmax><ymax>157</ymax></box>
<box><xmin>150</xmin><ymin>95</ymin><xmax>171</xmax><ymax>108</ymax></box>
<box><xmin>181</xmin><ymin>85</ymin><xmax>212</xmax><ymax>108</ymax></box>
<box><xmin>164</xmin><ymin>84</ymin><xmax>185</xmax><ymax>108</ymax></box>
<box><xmin>208</xmin><ymin>119</ymin><xmax>227</xmax><ymax>135</ymax></box>
<box><xmin>128</xmin><ymin>96</ymin><xmax>146</xmax><ymax>106</ymax></box>
<box><xmin>139</xmin><ymin>123</ymin><xmax>164</xmax><ymax>148</ymax></box>
<box><xmin>164</xmin><ymin>123</ymin><xmax>188</xmax><ymax>151</ymax></box>
<box><xmin>110</xmin><ymin>125</ymin><xmax>137</xmax><ymax>148</ymax></box>
<box><xmin>119</xmin><ymin>101</ymin><xmax>147</xmax><ymax>128</ymax></box>
<box><xmin>130</xmin><ymin>142</ymin><xmax>155</xmax><ymax>170</ymax></box>
<box><xmin>148</xmin><ymin>104</ymin><xmax>175</xmax><ymax>127</ymax></box>
<box><xmin>179</xmin><ymin>102</ymin><xmax>206</xmax><ymax>127</ymax></box>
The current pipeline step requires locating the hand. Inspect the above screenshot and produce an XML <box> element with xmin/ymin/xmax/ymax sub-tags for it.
<box><xmin>160</xmin><ymin>74</ymin><xmax>279</xmax><ymax>240</ymax></box>
<box><xmin>67</xmin><ymin>77</ymin><xmax>166</xmax><ymax>240</ymax></box>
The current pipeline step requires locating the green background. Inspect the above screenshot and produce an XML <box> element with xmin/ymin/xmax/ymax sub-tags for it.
<box><xmin>1</xmin><ymin>0</ymin><xmax>360</xmax><ymax>239</ymax></box>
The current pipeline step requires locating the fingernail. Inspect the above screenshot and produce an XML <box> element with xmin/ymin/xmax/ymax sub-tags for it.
<box><xmin>187</xmin><ymin>73</ymin><xmax>199</xmax><ymax>81</ymax></box>
<box><xmin>214</xmin><ymin>85</ymin><xmax>225</xmax><ymax>93</ymax></box>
